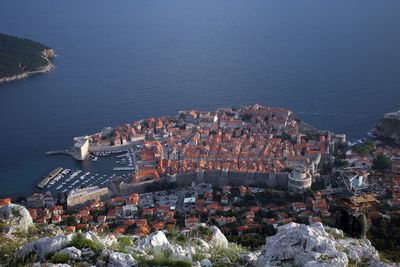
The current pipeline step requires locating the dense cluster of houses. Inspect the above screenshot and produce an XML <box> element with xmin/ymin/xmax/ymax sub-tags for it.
<box><xmin>5</xmin><ymin>183</ymin><xmax>334</xmax><ymax>240</ymax></box>
<box><xmin>90</xmin><ymin>104</ymin><xmax>332</xmax><ymax>184</ymax></box>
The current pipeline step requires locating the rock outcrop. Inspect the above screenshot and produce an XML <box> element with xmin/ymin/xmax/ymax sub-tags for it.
<box><xmin>59</xmin><ymin>246</ymin><xmax>82</xmax><ymax>261</ymax></box>
<box><xmin>0</xmin><ymin>203</ymin><xmax>33</xmax><ymax>233</ymax></box>
<box><xmin>210</xmin><ymin>225</ymin><xmax>229</xmax><ymax>248</ymax></box>
<box><xmin>135</xmin><ymin>230</ymin><xmax>169</xmax><ymax>251</ymax></box>
<box><xmin>257</xmin><ymin>222</ymin><xmax>394</xmax><ymax>267</ymax></box>
<box><xmin>17</xmin><ymin>234</ymin><xmax>72</xmax><ymax>261</ymax></box>
<box><xmin>373</xmin><ymin>111</ymin><xmax>400</xmax><ymax>145</ymax></box>
<box><xmin>82</xmin><ymin>231</ymin><xmax>117</xmax><ymax>248</ymax></box>
<box><xmin>4</xmin><ymin>222</ymin><xmax>397</xmax><ymax>267</ymax></box>
<box><xmin>108</xmin><ymin>252</ymin><xmax>138</xmax><ymax>267</ymax></box>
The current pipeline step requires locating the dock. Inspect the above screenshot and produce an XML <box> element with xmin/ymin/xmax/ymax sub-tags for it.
<box><xmin>37</xmin><ymin>167</ymin><xmax>63</xmax><ymax>189</ymax></box>
<box><xmin>113</xmin><ymin>167</ymin><xmax>135</xmax><ymax>171</ymax></box>
<box><xmin>45</xmin><ymin>149</ymin><xmax>87</xmax><ymax>161</ymax></box>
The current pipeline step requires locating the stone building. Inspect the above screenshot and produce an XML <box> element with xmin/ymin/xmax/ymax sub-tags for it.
<box><xmin>288</xmin><ymin>165</ymin><xmax>312</xmax><ymax>193</ymax></box>
<box><xmin>67</xmin><ymin>186</ymin><xmax>108</xmax><ymax>207</ymax></box>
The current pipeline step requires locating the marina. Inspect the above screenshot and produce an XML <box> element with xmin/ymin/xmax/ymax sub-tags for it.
<box><xmin>37</xmin><ymin>149</ymin><xmax>135</xmax><ymax>195</ymax></box>
<box><xmin>36</xmin><ymin>167</ymin><xmax>63</xmax><ymax>189</ymax></box>
<box><xmin>43</xmin><ymin>168</ymin><xmax>118</xmax><ymax>195</ymax></box>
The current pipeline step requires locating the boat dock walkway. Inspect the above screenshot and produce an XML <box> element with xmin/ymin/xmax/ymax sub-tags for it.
<box><xmin>45</xmin><ymin>149</ymin><xmax>83</xmax><ymax>161</ymax></box>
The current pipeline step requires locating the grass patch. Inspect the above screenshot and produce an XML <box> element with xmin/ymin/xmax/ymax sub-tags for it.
<box><xmin>0</xmin><ymin>219</ymin><xmax>9</xmax><ymax>233</ymax></box>
<box><xmin>210</xmin><ymin>243</ymin><xmax>244</xmax><ymax>266</ymax></box>
<box><xmin>138</xmin><ymin>247</ymin><xmax>191</xmax><ymax>267</ymax></box>
<box><xmin>192</xmin><ymin>252</ymin><xmax>206</xmax><ymax>262</ymax></box>
<box><xmin>189</xmin><ymin>226</ymin><xmax>212</xmax><ymax>241</ymax></box>
<box><xmin>112</xmin><ymin>236</ymin><xmax>133</xmax><ymax>253</ymax></box>
<box><xmin>50</xmin><ymin>252</ymin><xmax>69</xmax><ymax>264</ymax></box>
<box><xmin>140</xmin><ymin>257</ymin><xmax>191</xmax><ymax>267</ymax></box>
<box><xmin>348</xmin><ymin>259</ymin><xmax>370</xmax><ymax>267</ymax></box>
<box><xmin>68</xmin><ymin>234</ymin><xmax>102</xmax><ymax>252</ymax></box>
<box><xmin>0</xmin><ymin>235</ymin><xmax>21</xmax><ymax>265</ymax></box>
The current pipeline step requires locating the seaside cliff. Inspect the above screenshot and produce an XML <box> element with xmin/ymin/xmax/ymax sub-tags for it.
<box><xmin>373</xmin><ymin>111</ymin><xmax>400</xmax><ymax>145</ymax></box>
<box><xmin>0</xmin><ymin>33</ymin><xmax>55</xmax><ymax>84</ymax></box>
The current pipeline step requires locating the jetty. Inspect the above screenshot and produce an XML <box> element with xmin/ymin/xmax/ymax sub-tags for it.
<box><xmin>37</xmin><ymin>167</ymin><xmax>63</xmax><ymax>189</ymax></box>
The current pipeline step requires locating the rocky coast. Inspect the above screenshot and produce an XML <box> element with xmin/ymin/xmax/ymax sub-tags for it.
<box><xmin>373</xmin><ymin>111</ymin><xmax>400</xmax><ymax>145</ymax></box>
<box><xmin>0</xmin><ymin>48</ymin><xmax>55</xmax><ymax>84</ymax></box>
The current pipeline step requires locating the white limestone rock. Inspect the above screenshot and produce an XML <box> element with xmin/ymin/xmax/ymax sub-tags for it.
<box><xmin>256</xmin><ymin>222</ymin><xmax>396</xmax><ymax>267</ymax></box>
<box><xmin>135</xmin><ymin>231</ymin><xmax>169</xmax><ymax>251</ymax></box>
<box><xmin>59</xmin><ymin>246</ymin><xmax>81</xmax><ymax>261</ymax></box>
<box><xmin>240</xmin><ymin>252</ymin><xmax>258</xmax><ymax>265</ymax></box>
<box><xmin>209</xmin><ymin>226</ymin><xmax>228</xmax><ymax>248</ymax></box>
<box><xmin>101</xmin><ymin>233</ymin><xmax>119</xmax><ymax>247</ymax></box>
<box><xmin>200</xmin><ymin>258</ymin><xmax>212</xmax><ymax>267</ymax></box>
<box><xmin>108</xmin><ymin>252</ymin><xmax>138</xmax><ymax>267</ymax></box>
<box><xmin>82</xmin><ymin>231</ymin><xmax>117</xmax><ymax>248</ymax></box>
<box><xmin>17</xmin><ymin>234</ymin><xmax>72</xmax><ymax>262</ymax></box>
<box><xmin>0</xmin><ymin>203</ymin><xmax>33</xmax><ymax>233</ymax></box>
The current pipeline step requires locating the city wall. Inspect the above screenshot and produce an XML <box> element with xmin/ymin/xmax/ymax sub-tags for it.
<box><xmin>118</xmin><ymin>170</ymin><xmax>289</xmax><ymax>195</ymax></box>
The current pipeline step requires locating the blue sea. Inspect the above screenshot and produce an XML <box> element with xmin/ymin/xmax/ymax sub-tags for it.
<box><xmin>0</xmin><ymin>0</ymin><xmax>400</xmax><ymax>197</ymax></box>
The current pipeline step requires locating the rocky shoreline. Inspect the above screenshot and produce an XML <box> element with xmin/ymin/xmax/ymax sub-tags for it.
<box><xmin>373</xmin><ymin>110</ymin><xmax>400</xmax><ymax>146</ymax></box>
<box><xmin>0</xmin><ymin>48</ymin><xmax>55</xmax><ymax>84</ymax></box>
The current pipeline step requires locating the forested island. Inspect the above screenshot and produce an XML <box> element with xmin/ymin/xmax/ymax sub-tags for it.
<box><xmin>0</xmin><ymin>33</ymin><xmax>55</xmax><ymax>83</ymax></box>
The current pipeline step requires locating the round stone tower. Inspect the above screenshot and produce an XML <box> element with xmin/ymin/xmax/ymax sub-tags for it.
<box><xmin>288</xmin><ymin>165</ymin><xmax>312</xmax><ymax>193</ymax></box>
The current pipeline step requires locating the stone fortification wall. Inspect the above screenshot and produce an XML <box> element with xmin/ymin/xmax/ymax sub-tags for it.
<box><xmin>119</xmin><ymin>170</ymin><xmax>289</xmax><ymax>195</ymax></box>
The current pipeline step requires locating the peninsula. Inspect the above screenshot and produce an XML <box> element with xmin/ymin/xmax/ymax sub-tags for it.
<box><xmin>0</xmin><ymin>33</ymin><xmax>55</xmax><ymax>84</ymax></box>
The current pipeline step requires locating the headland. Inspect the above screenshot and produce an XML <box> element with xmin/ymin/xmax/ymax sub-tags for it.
<box><xmin>0</xmin><ymin>33</ymin><xmax>55</xmax><ymax>84</ymax></box>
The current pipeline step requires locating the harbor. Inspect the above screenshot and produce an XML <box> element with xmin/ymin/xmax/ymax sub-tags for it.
<box><xmin>37</xmin><ymin>148</ymin><xmax>137</xmax><ymax>196</ymax></box>
<box><xmin>36</xmin><ymin>167</ymin><xmax>63</xmax><ymax>189</ymax></box>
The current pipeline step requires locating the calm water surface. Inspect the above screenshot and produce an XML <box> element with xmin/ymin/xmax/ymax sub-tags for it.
<box><xmin>0</xmin><ymin>0</ymin><xmax>400</xmax><ymax>197</ymax></box>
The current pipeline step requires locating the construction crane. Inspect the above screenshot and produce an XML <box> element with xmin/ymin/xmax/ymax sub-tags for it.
<box><xmin>336</xmin><ymin>167</ymin><xmax>378</xmax><ymax>239</ymax></box>
<box><xmin>336</xmin><ymin>167</ymin><xmax>369</xmax><ymax>195</ymax></box>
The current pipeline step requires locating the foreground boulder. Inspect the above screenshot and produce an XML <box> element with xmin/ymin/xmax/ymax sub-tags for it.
<box><xmin>257</xmin><ymin>222</ymin><xmax>394</xmax><ymax>267</ymax></box>
<box><xmin>17</xmin><ymin>234</ymin><xmax>72</xmax><ymax>261</ymax></box>
<box><xmin>240</xmin><ymin>252</ymin><xmax>259</xmax><ymax>265</ymax></box>
<box><xmin>82</xmin><ymin>231</ymin><xmax>117</xmax><ymax>248</ymax></box>
<box><xmin>209</xmin><ymin>225</ymin><xmax>228</xmax><ymax>248</ymax></box>
<box><xmin>59</xmin><ymin>246</ymin><xmax>82</xmax><ymax>261</ymax></box>
<box><xmin>108</xmin><ymin>252</ymin><xmax>138</xmax><ymax>267</ymax></box>
<box><xmin>0</xmin><ymin>203</ymin><xmax>33</xmax><ymax>233</ymax></box>
<box><xmin>136</xmin><ymin>231</ymin><xmax>169</xmax><ymax>251</ymax></box>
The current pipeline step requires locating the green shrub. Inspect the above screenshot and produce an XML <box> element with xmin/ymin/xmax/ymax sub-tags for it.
<box><xmin>140</xmin><ymin>257</ymin><xmax>191</xmax><ymax>267</ymax></box>
<box><xmin>0</xmin><ymin>219</ymin><xmax>9</xmax><ymax>233</ymax></box>
<box><xmin>118</xmin><ymin>236</ymin><xmax>133</xmax><ymax>247</ymax></box>
<box><xmin>68</xmin><ymin>235</ymin><xmax>102</xmax><ymax>252</ymax></box>
<box><xmin>50</xmin><ymin>253</ymin><xmax>69</xmax><ymax>264</ymax></box>
<box><xmin>112</xmin><ymin>236</ymin><xmax>133</xmax><ymax>253</ymax></box>
<box><xmin>0</xmin><ymin>236</ymin><xmax>21</xmax><ymax>265</ymax></box>
<box><xmin>139</xmin><ymin>247</ymin><xmax>191</xmax><ymax>267</ymax></box>
<box><xmin>210</xmin><ymin>243</ymin><xmax>244</xmax><ymax>266</ymax></box>
<box><xmin>189</xmin><ymin>226</ymin><xmax>212</xmax><ymax>241</ymax></box>
<box><xmin>192</xmin><ymin>252</ymin><xmax>205</xmax><ymax>262</ymax></box>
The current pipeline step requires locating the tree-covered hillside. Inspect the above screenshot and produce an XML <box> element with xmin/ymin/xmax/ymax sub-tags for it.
<box><xmin>0</xmin><ymin>33</ymin><xmax>51</xmax><ymax>79</ymax></box>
